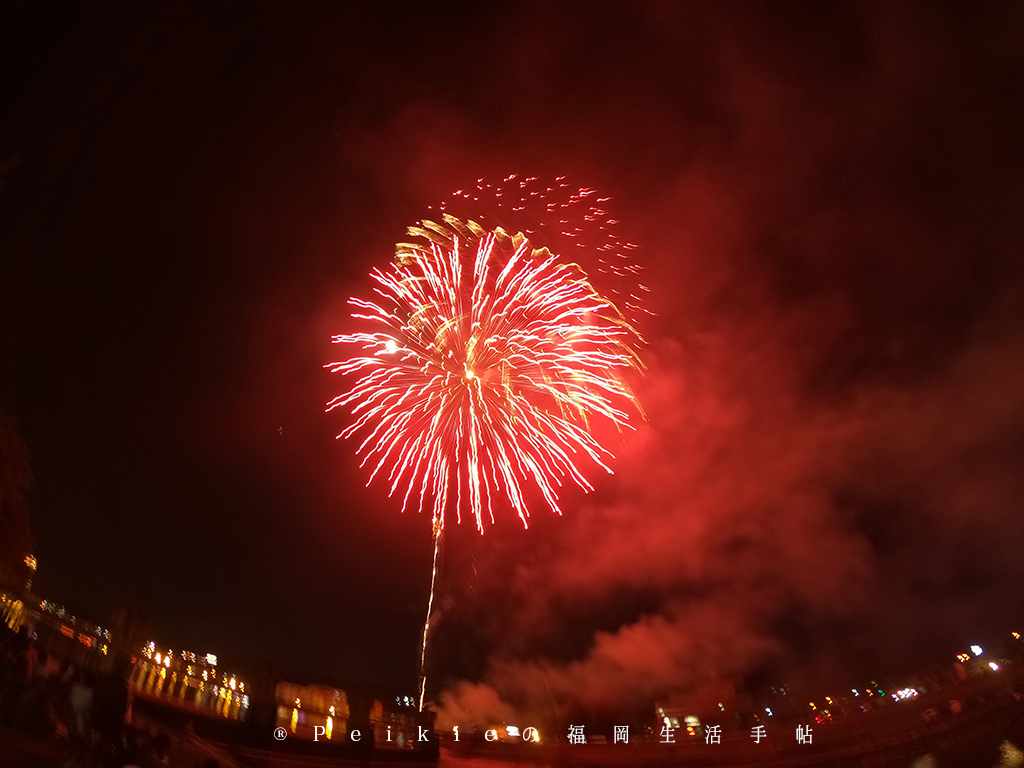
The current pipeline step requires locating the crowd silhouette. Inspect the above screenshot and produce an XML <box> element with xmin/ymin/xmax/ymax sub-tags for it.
<box><xmin>0</xmin><ymin>620</ymin><xmax>202</xmax><ymax>768</ymax></box>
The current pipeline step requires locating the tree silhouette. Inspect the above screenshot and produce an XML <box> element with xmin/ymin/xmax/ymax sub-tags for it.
<box><xmin>0</xmin><ymin>412</ymin><xmax>33</xmax><ymax>591</ymax></box>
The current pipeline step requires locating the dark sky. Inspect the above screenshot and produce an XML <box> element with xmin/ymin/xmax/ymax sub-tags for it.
<box><xmin>2</xmin><ymin>1</ymin><xmax>1024</xmax><ymax>721</ymax></box>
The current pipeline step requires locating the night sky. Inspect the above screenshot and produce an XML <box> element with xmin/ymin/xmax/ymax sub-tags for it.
<box><xmin>3</xmin><ymin>1</ymin><xmax>1024</xmax><ymax>722</ymax></box>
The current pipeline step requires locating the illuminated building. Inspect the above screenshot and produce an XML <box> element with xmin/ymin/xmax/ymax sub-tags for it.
<box><xmin>1</xmin><ymin>591</ymin><xmax>26</xmax><ymax>631</ymax></box>
<box><xmin>274</xmin><ymin>682</ymin><xmax>349</xmax><ymax>740</ymax></box>
<box><xmin>6</xmin><ymin>595</ymin><xmax>113</xmax><ymax>668</ymax></box>
<box><xmin>130</xmin><ymin>642</ymin><xmax>250</xmax><ymax>721</ymax></box>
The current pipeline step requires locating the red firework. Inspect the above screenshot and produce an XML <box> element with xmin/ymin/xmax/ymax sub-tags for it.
<box><xmin>327</xmin><ymin>182</ymin><xmax>644</xmax><ymax>534</ymax></box>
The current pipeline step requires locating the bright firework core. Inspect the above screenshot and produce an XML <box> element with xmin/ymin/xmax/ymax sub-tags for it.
<box><xmin>327</xmin><ymin>212</ymin><xmax>644</xmax><ymax>533</ymax></box>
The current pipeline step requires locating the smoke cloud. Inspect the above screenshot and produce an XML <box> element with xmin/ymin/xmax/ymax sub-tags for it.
<box><xmin>367</xmin><ymin>1</ymin><xmax>1024</xmax><ymax>723</ymax></box>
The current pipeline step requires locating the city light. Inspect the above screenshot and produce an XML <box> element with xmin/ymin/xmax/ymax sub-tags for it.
<box><xmin>971</xmin><ymin>645</ymin><xmax>984</xmax><ymax>656</ymax></box>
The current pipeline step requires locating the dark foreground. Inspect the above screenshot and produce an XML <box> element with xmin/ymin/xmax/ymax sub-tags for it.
<box><xmin>3</xmin><ymin>694</ymin><xmax>1024</xmax><ymax>768</ymax></box>
<box><xmin>3</xmin><ymin>660</ymin><xmax>1024</xmax><ymax>768</ymax></box>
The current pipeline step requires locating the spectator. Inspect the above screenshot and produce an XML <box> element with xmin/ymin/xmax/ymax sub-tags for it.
<box><xmin>68</xmin><ymin>667</ymin><xmax>95</xmax><ymax>742</ymax></box>
<box><xmin>94</xmin><ymin>656</ymin><xmax>131</xmax><ymax>767</ymax></box>
<box><xmin>10</xmin><ymin>657</ymin><xmax>54</xmax><ymax>738</ymax></box>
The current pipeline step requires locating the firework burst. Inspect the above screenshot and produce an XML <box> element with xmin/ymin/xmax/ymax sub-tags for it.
<box><xmin>327</xmin><ymin>179</ymin><xmax>646</xmax><ymax>709</ymax></box>
<box><xmin>327</xmin><ymin>182</ymin><xmax>644</xmax><ymax>534</ymax></box>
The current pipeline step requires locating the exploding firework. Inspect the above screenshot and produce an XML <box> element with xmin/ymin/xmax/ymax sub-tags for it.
<box><xmin>326</xmin><ymin>182</ymin><xmax>645</xmax><ymax>534</ymax></box>
<box><xmin>327</xmin><ymin>178</ymin><xmax>646</xmax><ymax>710</ymax></box>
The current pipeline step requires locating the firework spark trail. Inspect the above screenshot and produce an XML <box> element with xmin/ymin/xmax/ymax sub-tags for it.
<box><xmin>327</xmin><ymin>217</ymin><xmax>644</xmax><ymax>534</ymax></box>
<box><xmin>418</xmin><ymin>523</ymin><xmax>442</xmax><ymax>712</ymax></box>
<box><xmin>435</xmin><ymin>175</ymin><xmax>652</xmax><ymax>326</ymax></box>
